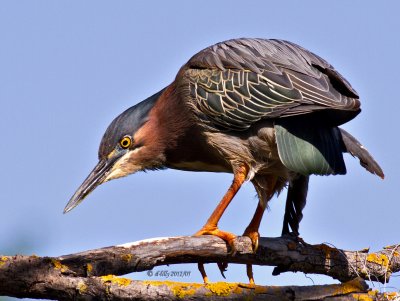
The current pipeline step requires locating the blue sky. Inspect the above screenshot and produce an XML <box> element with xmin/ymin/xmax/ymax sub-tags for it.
<box><xmin>1</xmin><ymin>0</ymin><xmax>399</xmax><ymax>297</ymax></box>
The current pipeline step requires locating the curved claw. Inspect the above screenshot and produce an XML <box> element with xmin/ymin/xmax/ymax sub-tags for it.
<box><xmin>217</xmin><ymin>262</ymin><xmax>228</xmax><ymax>278</ymax></box>
<box><xmin>243</xmin><ymin>229</ymin><xmax>260</xmax><ymax>253</ymax></box>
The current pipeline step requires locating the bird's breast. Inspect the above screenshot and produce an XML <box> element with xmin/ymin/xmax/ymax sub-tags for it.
<box><xmin>167</xmin><ymin>161</ymin><xmax>230</xmax><ymax>173</ymax></box>
<box><xmin>163</xmin><ymin>124</ymin><xmax>233</xmax><ymax>173</ymax></box>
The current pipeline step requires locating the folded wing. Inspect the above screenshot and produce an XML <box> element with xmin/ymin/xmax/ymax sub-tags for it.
<box><xmin>179</xmin><ymin>38</ymin><xmax>361</xmax><ymax>130</ymax></box>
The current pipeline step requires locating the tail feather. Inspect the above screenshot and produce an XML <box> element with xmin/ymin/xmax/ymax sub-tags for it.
<box><xmin>281</xmin><ymin>128</ymin><xmax>383</xmax><ymax>237</ymax></box>
<box><xmin>339</xmin><ymin>128</ymin><xmax>384</xmax><ymax>179</ymax></box>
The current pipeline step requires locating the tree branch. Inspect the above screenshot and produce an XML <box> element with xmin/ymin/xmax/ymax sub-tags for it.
<box><xmin>0</xmin><ymin>235</ymin><xmax>399</xmax><ymax>300</ymax></box>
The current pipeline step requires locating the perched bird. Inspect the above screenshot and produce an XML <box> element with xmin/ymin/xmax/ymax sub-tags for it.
<box><xmin>65</xmin><ymin>38</ymin><xmax>384</xmax><ymax>283</ymax></box>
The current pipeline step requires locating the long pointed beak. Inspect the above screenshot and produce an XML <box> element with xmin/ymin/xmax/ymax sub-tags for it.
<box><xmin>64</xmin><ymin>157</ymin><xmax>117</xmax><ymax>213</ymax></box>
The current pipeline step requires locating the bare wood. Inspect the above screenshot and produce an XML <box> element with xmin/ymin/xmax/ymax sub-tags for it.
<box><xmin>0</xmin><ymin>235</ymin><xmax>399</xmax><ymax>300</ymax></box>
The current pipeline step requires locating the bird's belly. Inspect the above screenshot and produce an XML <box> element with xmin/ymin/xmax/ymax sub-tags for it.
<box><xmin>203</xmin><ymin>123</ymin><xmax>290</xmax><ymax>178</ymax></box>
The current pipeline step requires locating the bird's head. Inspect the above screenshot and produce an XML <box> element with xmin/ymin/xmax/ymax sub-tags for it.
<box><xmin>64</xmin><ymin>89</ymin><xmax>165</xmax><ymax>213</ymax></box>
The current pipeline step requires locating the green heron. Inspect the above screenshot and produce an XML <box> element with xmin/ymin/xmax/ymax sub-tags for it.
<box><xmin>64</xmin><ymin>38</ymin><xmax>384</xmax><ymax>283</ymax></box>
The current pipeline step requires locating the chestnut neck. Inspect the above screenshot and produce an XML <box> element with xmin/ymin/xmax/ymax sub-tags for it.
<box><xmin>145</xmin><ymin>84</ymin><xmax>230</xmax><ymax>171</ymax></box>
<box><xmin>137</xmin><ymin>83</ymin><xmax>195</xmax><ymax>167</ymax></box>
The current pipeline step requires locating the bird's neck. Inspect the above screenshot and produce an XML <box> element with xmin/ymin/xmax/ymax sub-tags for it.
<box><xmin>144</xmin><ymin>84</ymin><xmax>231</xmax><ymax>172</ymax></box>
<box><xmin>138</xmin><ymin>83</ymin><xmax>195</xmax><ymax>168</ymax></box>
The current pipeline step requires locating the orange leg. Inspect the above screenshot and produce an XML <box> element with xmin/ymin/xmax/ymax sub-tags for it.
<box><xmin>195</xmin><ymin>165</ymin><xmax>249</xmax><ymax>244</ymax></box>
<box><xmin>195</xmin><ymin>165</ymin><xmax>249</xmax><ymax>283</ymax></box>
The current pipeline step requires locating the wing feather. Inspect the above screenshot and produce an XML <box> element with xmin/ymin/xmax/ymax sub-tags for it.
<box><xmin>179</xmin><ymin>38</ymin><xmax>360</xmax><ymax>130</ymax></box>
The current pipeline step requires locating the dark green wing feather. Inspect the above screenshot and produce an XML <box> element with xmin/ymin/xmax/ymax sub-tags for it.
<box><xmin>180</xmin><ymin>38</ymin><xmax>360</xmax><ymax>130</ymax></box>
<box><xmin>275</xmin><ymin>119</ymin><xmax>346</xmax><ymax>175</ymax></box>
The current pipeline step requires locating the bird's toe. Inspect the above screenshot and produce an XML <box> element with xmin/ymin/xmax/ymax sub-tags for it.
<box><xmin>243</xmin><ymin>228</ymin><xmax>260</xmax><ymax>253</ymax></box>
<box><xmin>195</xmin><ymin>226</ymin><xmax>237</xmax><ymax>253</ymax></box>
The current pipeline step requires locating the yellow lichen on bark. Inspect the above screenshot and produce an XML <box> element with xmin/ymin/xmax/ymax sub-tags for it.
<box><xmin>355</xmin><ymin>290</ymin><xmax>400</xmax><ymax>301</ymax></box>
<box><xmin>352</xmin><ymin>293</ymin><xmax>374</xmax><ymax>301</ymax></box>
<box><xmin>383</xmin><ymin>291</ymin><xmax>400</xmax><ymax>300</ymax></box>
<box><xmin>142</xmin><ymin>280</ymin><xmax>202</xmax><ymax>298</ymax></box>
<box><xmin>101</xmin><ymin>275</ymin><xmax>131</xmax><ymax>286</ymax></box>
<box><xmin>86</xmin><ymin>263</ymin><xmax>93</xmax><ymax>275</ymax></box>
<box><xmin>170</xmin><ymin>284</ymin><xmax>199</xmax><ymax>298</ymax></box>
<box><xmin>206</xmin><ymin>282</ymin><xmax>241</xmax><ymax>296</ymax></box>
<box><xmin>141</xmin><ymin>280</ymin><xmax>247</xmax><ymax>298</ymax></box>
<box><xmin>333</xmin><ymin>278</ymin><xmax>367</xmax><ymax>296</ymax></box>
<box><xmin>0</xmin><ymin>256</ymin><xmax>8</xmax><ymax>266</ymax></box>
<box><xmin>121</xmin><ymin>254</ymin><xmax>132</xmax><ymax>262</ymax></box>
<box><xmin>51</xmin><ymin>259</ymin><xmax>68</xmax><ymax>273</ymax></box>
<box><xmin>366</xmin><ymin>253</ymin><xmax>389</xmax><ymax>267</ymax></box>
<box><xmin>78</xmin><ymin>282</ymin><xmax>88</xmax><ymax>294</ymax></box>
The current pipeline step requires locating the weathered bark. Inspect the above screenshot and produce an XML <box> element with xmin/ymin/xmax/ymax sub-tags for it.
<box><xmin>0</xmin><ymin>275</ymin><xmax>382</xmax><ymax>301</ymax></box>
<box><xmin>0</xmin><ymin>235</ymin><xmax>399</xmax><ymax>300</ymax></box>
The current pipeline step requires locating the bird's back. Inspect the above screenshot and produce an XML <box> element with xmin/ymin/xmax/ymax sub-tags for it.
<box><xmin>178</xmin><ymin>38</ymin><xmax>361</xmax><ymax>131</ymax></box>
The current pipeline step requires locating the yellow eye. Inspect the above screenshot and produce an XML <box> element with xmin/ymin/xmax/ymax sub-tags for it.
<box><xmin>119</xmin><ymin>136</ymin><xmax>132</xmax><ymax>149</ymax></box>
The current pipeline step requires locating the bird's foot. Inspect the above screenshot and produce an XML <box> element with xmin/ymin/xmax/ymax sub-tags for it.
<box><xmin>243</xmin><ymin>227</ymin><xmax>259</xmax><ymax>253</ymax></box>
<box><xmin>197</xmin><ymin>262</ymin><xmax>209</xmax><ymax>284</ymax></box>
<box><xmin>195</xmin><ymin>225</ymin><xmax>236</xmax><ymax>253</ymax></box>
<box><xmin>195</xmin><ymin>225</ymin><xmax>236</xmax><ymax>283</ymax></box>
<box><xmin>246</xmin><ymin>264</ymin><xmax>255</xmax><ymax>285</ymax></box>
<box><xmin>242</xmin><ymin>227</ymin><xmax>260</xmax><ymax>285</ymax></box>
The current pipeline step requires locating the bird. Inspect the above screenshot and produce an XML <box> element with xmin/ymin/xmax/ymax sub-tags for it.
<box><xmin>64</xmin><ymin>38</ymin><xmax>384</xmax><ymax>283</ymax></box>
